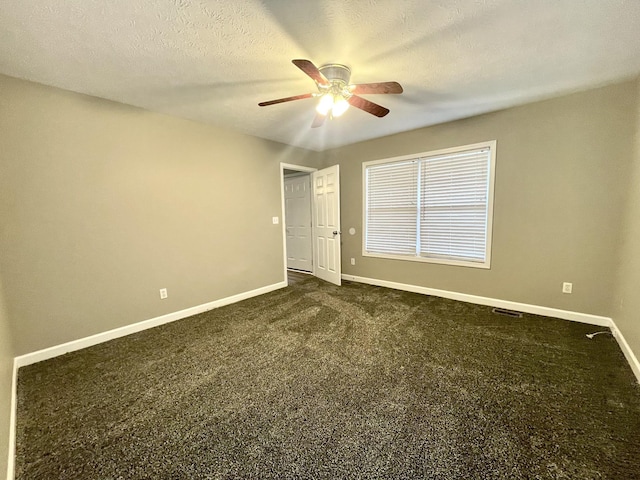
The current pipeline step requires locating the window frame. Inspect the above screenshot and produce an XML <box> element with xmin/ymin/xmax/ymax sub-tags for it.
<box><xmin>362</xmin><ymin>140</ymin><xmax>497</xmax><ymax>269</ymax></box>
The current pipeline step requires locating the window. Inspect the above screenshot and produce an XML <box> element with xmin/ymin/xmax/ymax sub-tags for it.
<box><xmin>363</xmin><ymin>141</ymin><xmax>496</xmax><ymax>268</ymax></box>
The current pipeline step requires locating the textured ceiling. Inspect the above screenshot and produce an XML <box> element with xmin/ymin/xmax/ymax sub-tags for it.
<box><xmin>1</xmin><ymin>0</ymin><xmax>640</xmax><ymax>151</ymax></box>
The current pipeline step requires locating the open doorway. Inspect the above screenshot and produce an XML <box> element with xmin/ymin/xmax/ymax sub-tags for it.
<box><xmin>280</xmin><ymin>164</ymin><xmax>316</xmax><ymax>284</ymax></box>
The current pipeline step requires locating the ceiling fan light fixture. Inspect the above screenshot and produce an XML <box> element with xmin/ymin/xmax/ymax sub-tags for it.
<box><xmin>332</xmin><ymin>96</ymin><xmax>350</xmax><ymax>117</ymax></box>
<box><xmin>316</xmin><ymin>93</ymin><xmax>334</xmax><ymax>115</ymax></box>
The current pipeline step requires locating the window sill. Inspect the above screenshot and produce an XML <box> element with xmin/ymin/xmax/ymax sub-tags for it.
<box><xmin>362</xmin><ymin>251</ymin><xmax>491</xmax><ymax>269</ymax></box>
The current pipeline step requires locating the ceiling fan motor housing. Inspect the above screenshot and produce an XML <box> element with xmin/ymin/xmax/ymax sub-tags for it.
<box><xmin>319</xmin><ymin>64</ymin><xmax>351</xmax><ymax>91</ymax></box>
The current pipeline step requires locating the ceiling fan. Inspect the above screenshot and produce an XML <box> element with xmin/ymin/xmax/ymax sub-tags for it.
<box><xmin>258</xmin><ymin>59</ymin><xmax>403</xmax><ymax>128</ymax></box>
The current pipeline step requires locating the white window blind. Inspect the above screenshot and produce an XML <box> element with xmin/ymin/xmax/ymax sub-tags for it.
<box><xmin>419</xmin><ymin>149</ymin><xmax>489</xmax><ymax>262</ymax></box>
<box><xmin>364</xmin><ymin>142</ymin><xmax>495</xmax><ymax>268</ymax></box>
<box><xmin>365</xmin><ymin>160</ymin><xmax>418</xmax><ymax>255</ymax></box>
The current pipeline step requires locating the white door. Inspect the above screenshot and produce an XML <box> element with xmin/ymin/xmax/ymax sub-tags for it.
<box><xmin>284</xmin><ymin>174</ymin><xmax>312</xmax><ymax>272</ymax></box>
<box><xmin>312</xmin><ymin>165</ymin><xmax>341</xmax><ymax>286</ymax></box>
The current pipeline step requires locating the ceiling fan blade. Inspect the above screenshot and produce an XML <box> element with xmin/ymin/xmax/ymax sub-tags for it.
<box><xmin>292</xmin><ymin>59</ymin><xmax>329</xmax><ymax>86</ymax></box>
<box><xmin>258</xmin><ymin>93</ymin><xmax>314</xmax><ymax>107</ymax></box>
<box><xmin>311</xmin><ymin>112</ymin><xmax>326</xmax><ymax>128</ymax></box>
<box><xmin>350</xmin><ymin>81</ymin><xmax>403</xmax><ymax>95</ymax></box>
<box><xmin>348</xmin><ymin>95</ymin><xmax>390</xmax><ymax>117</ymax></box>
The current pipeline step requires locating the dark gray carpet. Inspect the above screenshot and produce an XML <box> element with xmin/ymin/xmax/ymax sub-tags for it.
<box><xmin>16</xmin><ymin>278</ymin><xmax>640</xmax><ymax>479</ymax></box>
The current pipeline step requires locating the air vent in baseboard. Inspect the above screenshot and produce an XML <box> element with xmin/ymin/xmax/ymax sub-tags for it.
<box><xmin>492</xmin><ymin>307</ymin><xmax>523</xmax><ymax>318</ymax></box>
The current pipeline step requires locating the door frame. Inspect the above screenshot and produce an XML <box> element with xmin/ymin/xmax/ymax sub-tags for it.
<box><xmin>280</xmin><ymin>163</ymin><xmax>317</xmax><ymax>283</ymax></box>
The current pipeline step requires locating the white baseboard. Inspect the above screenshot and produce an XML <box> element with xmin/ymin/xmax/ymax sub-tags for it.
<box><xmin>14</xmin><ymin>281</ymin><xmax>287</xmax><ymax>369</ymax></box>
<box><xmin>6</xmin><ymin>359</ymin><xmax>17</xmax><ymax>480</ymax></box>
<box><xmin>610</xmin><ymin>323</ymin><xmax>640</xmax><ymax>383</ymax></box>
<box><xmin>341</xmin><ymin>274</ymin><xmax>612</xmax><ymax>327</ymax></box>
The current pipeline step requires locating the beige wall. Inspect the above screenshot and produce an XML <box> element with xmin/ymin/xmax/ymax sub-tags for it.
<box><xmin>324</xmin><ymin>80</ymin><xmax>638</xmax><ymax>317</ymax></box>
<box><xmin>0</xmin><ymin>74</ymin><xmax>322</xmax><ymax>355</ymax></box>
<box><xmin>0</xmin><ymin>275</ymin><xmax>13</xmax><ymax>478</ymax></box>
<box><xmin>613</xmin><ymin>78</ymin><xmax>640</xmax><ymax>360</ymax></box>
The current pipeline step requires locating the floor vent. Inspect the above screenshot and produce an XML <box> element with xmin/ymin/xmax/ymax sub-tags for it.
<box><xmin>492</xmin><ymin>307</ymin><xmax>523</xmax><ymax>318</ymax></box>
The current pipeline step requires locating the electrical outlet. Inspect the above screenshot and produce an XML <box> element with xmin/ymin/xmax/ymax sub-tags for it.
<box><xmin>350</xmin><ymin>258</ymin><xmax>356</xmax><ymax>265</ymax></box>
<box><xmin>272</xmin><ymin>216</ymin><xmax>279</xmax><ymax>224</ymax></box>
<box><xmin>159</xmin><ymin>288</ymin><xmax>168</xmax><ymax>299</ymax></box>
<box><xmin>562</xmin><ymin>282</ymin><xmax>572</xmax><ymax>294</ymax></box>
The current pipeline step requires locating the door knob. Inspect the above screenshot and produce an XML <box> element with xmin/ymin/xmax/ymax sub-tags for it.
<box><xmin>333</xmin><ymin>231</ymin><xmax>341</xmax><ymax>236</ymax></box>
